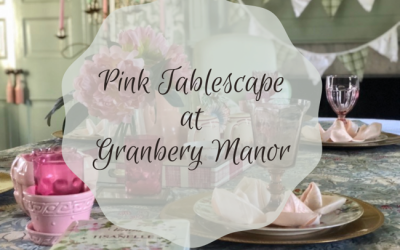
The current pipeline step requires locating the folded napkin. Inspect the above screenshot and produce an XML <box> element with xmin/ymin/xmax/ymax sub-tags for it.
<box><xmin>273</xmin><ymin>183</ymin><xmax>346</xmax><ymax>227</ymax></box>
<box><xmin>212</xmin><ymin>177</ymin><xmax>271</xmax><ymax>225</ymax></box>
<box><xmin>211</xmin><ymin>178</ymin><xmax>346</xmax><ymax>228</ymax></box>
<box><xmin>302</xmin><ymin>119</ymin><xmax>382</xmax><ymax>143</ymax></box>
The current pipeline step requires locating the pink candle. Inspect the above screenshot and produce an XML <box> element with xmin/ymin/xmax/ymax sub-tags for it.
<box><xmin>59</xmin><ymin>0</ymin><xmax>64</xmax><ymax>30</ymax></box>
<box><xmin>103</xmin><ymin>0</ymin><xmax>108</xmax><ymax>18</ymax></box>
<box><xmin>14</xmin><ymin>74</ymin><xmax>24</xmax><ymax>105</ymax></box>
<box><xmin>6</xmin><ymin>74</ymin><xmax>14</xmax><ymax>104</ymax></box>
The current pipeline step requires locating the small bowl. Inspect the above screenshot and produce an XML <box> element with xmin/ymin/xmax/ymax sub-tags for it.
<box><xmin>25</xmin><ymin>221</ymin><xmax>62</xmax><ymax>246</ymax></box>
<box><xmin>183</xmin><ymin>141</ymin><xmax>226</xmax><ymax>167</ymax></box>
<box><xmin>23</xmin><ymin>186</ymin><xmax>94</xmax><ymax>234</ymax></box>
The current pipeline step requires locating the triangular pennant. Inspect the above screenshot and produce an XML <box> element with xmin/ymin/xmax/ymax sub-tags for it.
<box><xmin>358</xmin><ymin>0</ymin><xmax>375</xmax><ymax>12</ymax></box>
<box><xmin>301</xmin><ymin>58</ymin><xmax>324</xmax><ymax>86</ymax></box>
<box><xmin>273</xmin><ymin>40</ymin><xmax>298</xmax><ymax>70</ymax></box>
<box><xmin>248</xmin><ymin>17</ymin><xmax>274</xmax><ymax>39</ymax></box>
<box><xmin>321</xmin><ymin>0</ymin><xmax>343</xmax><ymax>17</ymax></box>
<box><xmin>338</xmin><ymin>48</ymin><xmax>369</xmax><ymax>81</ymax></box>
<box><xmin>300</xmin><ymin>49</ymin><xmax>336</xmax><ymax>76</ymax></box>
<box><xmin>291</xmin><ymin>0</ymin><xmax>312</xmax><ymax>17</ymax></box>
<box><xmin>369</xmin><ymin>28</ymin><xmax>398</xmax><ymax>62</ymax></box>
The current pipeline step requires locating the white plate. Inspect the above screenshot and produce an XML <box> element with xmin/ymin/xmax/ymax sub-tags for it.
<box><xmin>193</xmin><ymin>192</ymin><xmax>364</xmax><ymax>236</ymax></box>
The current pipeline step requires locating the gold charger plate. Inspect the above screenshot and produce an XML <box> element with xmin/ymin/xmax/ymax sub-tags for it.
<box><xmin>302</xmin><ymin>132</ymin><xmax>400</xmax><ymax>148</ymax></box>
<box><xmin>0</xmin><ymin>172</ymin><xmax>13</xmax><ymax>193</ymax></box>
<box><xmin>160</xmin><ymin>193</ymin><xmax>384</xmax><ymax>245</ymax></box>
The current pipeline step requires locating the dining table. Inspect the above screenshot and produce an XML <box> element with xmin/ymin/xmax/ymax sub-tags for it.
<box><xmin>1</xmin><ymin>118</ymin><xmax>400</xmax><ymax>250</ymax></box>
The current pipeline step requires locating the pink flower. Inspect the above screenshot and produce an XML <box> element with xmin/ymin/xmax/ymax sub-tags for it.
<box><xmin>73</xmin><ymin>46</ymin><xmax>150</xmax><ymax>124</ymax></box>
<box><xmin>118</xmin><ymin>26</ymin><xmax>169</xmax><ymax>63</ymax></box>
<box><xmin>166</xmin><ymin>45</ymin><xmax>191</xmax><ymax>80</ymax></box>
<box><xmin>118</xmin><ymin>27</ymin><xmax>192</xmax><ymax>85</ymax></box>
<box><xmin>160</xmin><ymin>44</ymin><xmax>192</xmax><ymax>94</ymax></box>
<box><xmin>74</xmin><ymin>26</ymin><xmax>192</xmax><ymax>124</ymax></box>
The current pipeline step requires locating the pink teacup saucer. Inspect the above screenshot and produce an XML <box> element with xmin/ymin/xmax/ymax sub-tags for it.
<box><xmin>23</xmin><ymin>186</ymin><xmax>94</xmax><ymax>234</ymax></box>
<box><xmin>25</xmin><ymin>221</ymin><xmax>62</xmax><ymax>246</ymax></box>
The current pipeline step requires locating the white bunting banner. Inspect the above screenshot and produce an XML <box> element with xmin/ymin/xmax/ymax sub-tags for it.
<box><xmin>358</xmin><ymin>0</ymin><xmax>375</xmax><ymax>12</ymax></box>
<box><xmin>289</xmin><ymin>0</ymin><xmax>376</xmax><ymax>18</ymax></box>
<box><xmin>369</xmin><ymin>28</ymin><xmax>399</xmax><ymax>62</ymax></box>
<box><xmin>291</xmin><ymin>0</ymin><xmax>312</xmax><ymax>17</ymax></box>
<box><xmin>241</xmin><ymin>0</ymin><xmax>399</xmax><ymax>80</ymax></box>
<box><xmin>300</xmin><ymin>49</ymin><xmax>337</xmax><ymax>76</ymax></box>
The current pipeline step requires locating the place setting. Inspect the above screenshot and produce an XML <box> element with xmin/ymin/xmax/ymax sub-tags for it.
<box><xmin>301</xmin><ymin>75</ymin><xmax>400</xmax><ymax>148</ymax></box>
<box><xmin>160</xmin><ymin>177</ymin><xmax>384</xmax><ymax>245</ymax></box>
<box><xmin>155</xmin><ymin>90</ymin><xmax>384</xmax><ymax>246</ymax></box>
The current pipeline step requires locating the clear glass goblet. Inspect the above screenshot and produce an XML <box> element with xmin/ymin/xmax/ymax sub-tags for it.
<box><xmin>326</xmin><ymin>75</ymin><xmax>360</xmax><ymax>124</ymax></box>
<box><xmin>251</xmin><ymin>99</ymin><xmax>310</xmax><ymax>211</ymax></box>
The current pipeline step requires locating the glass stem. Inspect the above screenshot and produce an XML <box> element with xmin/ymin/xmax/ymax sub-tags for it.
<box><xmin>266</xmin><ymin>169</ymin><xmax>285</xmax><ymax>211</ymax></box>
<box><xmin>338</xmin><ymin>114</ymin><xmax>347</xmax><ymax>125</ymax></box>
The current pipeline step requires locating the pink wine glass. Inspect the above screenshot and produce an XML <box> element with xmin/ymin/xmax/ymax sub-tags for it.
<box><xmin>326</xmin><ymin>75</ymin><xmax>359</xmax><ymax>125</ymax></box>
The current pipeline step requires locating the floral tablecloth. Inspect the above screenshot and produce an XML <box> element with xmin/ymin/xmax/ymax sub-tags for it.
<box><xmin>1</xmin><ymin>129</ymin><xmax>400</xmax><ymax>249</ymax></box>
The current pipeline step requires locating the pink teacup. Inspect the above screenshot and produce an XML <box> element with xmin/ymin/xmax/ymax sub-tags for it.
<box><xmin>23</xmin><ymin>186</ymin><xmax>94</xmax><ymax>234</ymax></box>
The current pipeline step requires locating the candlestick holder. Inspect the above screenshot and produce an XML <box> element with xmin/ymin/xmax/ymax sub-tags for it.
<box><xmin>56</xmin><ymin>28</ymin><xmax>67</xmax><ymax>39</ymax></box>
<box><xmin>85</xmin><ymin>0</ymin><xmax>102</xmax><ymax>24</ymax></box>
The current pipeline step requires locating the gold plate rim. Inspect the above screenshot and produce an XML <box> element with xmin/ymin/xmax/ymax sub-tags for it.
<box><xmin>160</xmin><ymin>192</ymin><xmax>384</xmax><ymax>245</ymax></box>
<box><xmin>0</xmin><ymin>172</ymin><xmax>13</xmax><ymax>194</ymax></box>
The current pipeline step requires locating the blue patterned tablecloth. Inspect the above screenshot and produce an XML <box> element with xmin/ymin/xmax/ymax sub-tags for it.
<box><xmin>1</xmin><ymin>129</ymin><xmax>400</xmax><ymax>249</ymax></box>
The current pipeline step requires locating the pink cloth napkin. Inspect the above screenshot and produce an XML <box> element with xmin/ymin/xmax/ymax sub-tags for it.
<box><xmin>302</xmin><ymin>119</ymin><xmax>382</xmax><ymax>143</ymax></box>
<box><xmin>272</xmin><ymin>183</ymin><xmax>346</xmax><ymax>227</ymax></box>
<box><xmin>211</xmin><ymin>178</ymin><xmax>345</xmax><ymax>227</ymax></box>
<box><xmin>212</xmin><ymin>177</ymin><xmax>272</xmax><ymax>224</ymax></box>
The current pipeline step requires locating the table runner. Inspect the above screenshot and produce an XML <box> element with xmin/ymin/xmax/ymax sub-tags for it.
<box><xmin>1</xmin><ymin>128</ymin><xmax>400</xmax><ymax>249</ymax></box>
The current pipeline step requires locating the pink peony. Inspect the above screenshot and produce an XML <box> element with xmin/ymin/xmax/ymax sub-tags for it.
<box><xmin>74</xmin><ymin>26</ymin><xmax>192</xmax><ymax>124</ymax></box>
<box><xmin>119</xmin><ymin>27</ymin><xmax>192</xmax><ymax>84</ymax></box>
<box><xmin>166</xmin><ymin>44</ymin><xmax>192</xmax><ymax>88</ymax></box>
<box><xmin>118</xmin><ymin>26</ymin><xmax>169</xmax><ymax>64</ymax></box>
<box><xmin>74</xmin><ymin>46</ymin><xmax>150</xmax><ymax>124</ymax></box>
